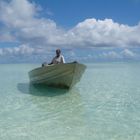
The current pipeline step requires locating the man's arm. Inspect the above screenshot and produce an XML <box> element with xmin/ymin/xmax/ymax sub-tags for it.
<box><xmin>48</xmin><ymin>57</ymin><xmax>55</xmax><ymax>65</ymax></box>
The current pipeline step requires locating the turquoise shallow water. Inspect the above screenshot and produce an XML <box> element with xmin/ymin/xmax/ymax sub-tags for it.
<box><xmin>0</xmin><ymin>62</ymin><xmax>140</xmax><ymax>140</ymax></box>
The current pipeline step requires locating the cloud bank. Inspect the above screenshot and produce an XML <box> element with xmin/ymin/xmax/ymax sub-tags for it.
<box><xmin>0</xmin><ymin>0</ymin><xmax>140</xmax><ymax>62</ymax></box>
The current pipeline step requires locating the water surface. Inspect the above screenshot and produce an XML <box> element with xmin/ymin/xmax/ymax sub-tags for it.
<box><xmin>0</xmin><ymin>62</ymin><xmax>140</xmax><ymax>140</ymax></box>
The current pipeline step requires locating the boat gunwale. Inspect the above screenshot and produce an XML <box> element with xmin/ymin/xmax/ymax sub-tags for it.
<box><xmin>29</xmin><ymin>62</ymin><xmax>86</xmax><ymax>74</ymax></box>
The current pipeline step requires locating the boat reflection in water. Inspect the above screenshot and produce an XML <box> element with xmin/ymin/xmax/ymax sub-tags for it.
<box><xmin>17</xmin><ymin>83</ymin><xmax>68</xmax><ymax>97</ymax></box>
<box><xmin>29</xmin><ymin>83</ymin><xmax>68</xmax><ymax>97</ymax></box>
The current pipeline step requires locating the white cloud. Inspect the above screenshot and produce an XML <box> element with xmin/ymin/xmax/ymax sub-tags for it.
<box><xmin>0</xmin><ymin>0</ymin><xmax>140</xmax><ymax>62</ymax></box>
<box><xmin>0</xmin><ymin>0</ymin><xmax>63</xmax><ymax>46</ymax></box>
<box><xmin>0</xmin><ymin>44</ymin><xmax>35</xmax><ymax>56</ymax></box>
<box><xmin>100</xmin><ymin>49</ymin><xmax>136</xmax><ymax>60</ymax></box>
<box><xmin>0</xmin><ymin>48</ymin><xmax>3</xmax><ymax>56</ymax></box>
<box><xmin>0</xmin><ymin>0</ymin><xmax>36</xmax><ymax>28</ymax></box>
<box><xmin>0</xmin><ymin>32</ymin><xmax>15</xmax><ymax>42</ymax></box>
<box><xmin>102</xmin><ymin>51</ymin><xmax>121</xmax><ymax>59</ymax></box>
<box><xmin>121</xmin><ymin>49</ymin><xmax>136</xmax><ymax>57</ymax></box>
<box><xmin>68</xmin><ymin>19</ymin><xmax>140</xmax><ymax>47</ymax></box>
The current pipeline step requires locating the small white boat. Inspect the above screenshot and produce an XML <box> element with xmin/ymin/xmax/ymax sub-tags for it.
<box><xmin>28</xmin><ymin>62</ymin><xmax>86</xmax><ymax>89</ymax></box>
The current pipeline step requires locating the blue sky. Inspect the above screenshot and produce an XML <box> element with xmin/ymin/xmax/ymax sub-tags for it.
<box><xmin>0</xmin><ymin>0</ymin><xmax>140</xmax><ymax>63</ymax></box>
<box><xmin>33</xmin><ymin>0</ymin><xmax>140</xmax><ymax>27</ymax></box>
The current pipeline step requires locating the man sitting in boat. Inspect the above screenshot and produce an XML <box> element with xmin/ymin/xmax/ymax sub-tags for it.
<box><xmin>49</xmin><ymin>49</ymin><xmax>65</xmax><ymax>65</ymax></box>
<box><xmin>42</xmin><ymin>49</ymin><xmax>65</xmax><ymax>66</ymax></box>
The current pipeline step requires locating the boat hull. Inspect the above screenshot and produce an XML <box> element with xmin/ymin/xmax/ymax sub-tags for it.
<box><xmin>28</xmin><ymin>62</ymin><xmax>86</xmax><ymax>89</ymax></box>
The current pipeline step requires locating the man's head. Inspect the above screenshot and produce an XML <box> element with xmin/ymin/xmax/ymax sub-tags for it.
<box><xmin>56</xmin><ymin>49</ymin><xmax>61</xmax><ymax>57</ymax></box>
